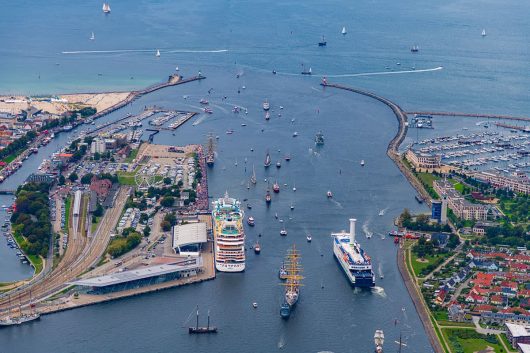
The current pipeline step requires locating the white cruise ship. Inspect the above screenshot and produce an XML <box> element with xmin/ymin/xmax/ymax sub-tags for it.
<box><xmin>332</xmin><ymin>218</ymin><xmax>375</xmax><ymax>287</ymax></box>
<box><xmin>212</xmin><ymin>192</ymin><xmax>245</xmax><ymax>272</ymax></box>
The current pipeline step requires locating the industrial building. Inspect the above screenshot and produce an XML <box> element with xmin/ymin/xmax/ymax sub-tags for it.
<box><xmin>172</xmin><ymin>222</ymin><xmax>207</xmax><ymax>256</ymax></box>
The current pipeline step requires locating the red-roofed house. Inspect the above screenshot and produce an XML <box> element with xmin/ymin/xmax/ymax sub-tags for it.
<box><xmin>474</xmin><ymin>272</ymin><xmax>495</xmax><ymax>287</ymax></box>
<box><xmin>491</xmin><ymin>295</ymin><xmax>504</xmax><ymax>305</ymax></box>
<box><xmin>466</xmin><ymin>293</ymin><xmax>487</xmax><ymax>304</ymax></box>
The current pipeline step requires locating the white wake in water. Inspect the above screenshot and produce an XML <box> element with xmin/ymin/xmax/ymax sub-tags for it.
<box><xmin>61</xmin><ymin>48</ymin><xmax>229</xmax><ymax>55</ymax></box>
<box><xmin>362</xmin><ymin>219</ymin><xmax>373</xmax><ymax>238</ymax></box>
<box><xmin>372</xmin><ymin>286</ymin><xmax>386</xmax><ymax>298</ymax></box>
<box><xmin>275</xmin><ymin>66</ymin><xmax>443</xmax><ymax>78</ymax></box>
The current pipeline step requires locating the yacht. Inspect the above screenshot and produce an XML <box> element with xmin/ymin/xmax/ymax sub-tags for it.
<box><xmin>481</xmin><ymin>29</ymin><xmax>487</xmax><ymax>37</ymax></box>
<box><xmin>102</xmin><ymin>2</ymin><xmax>111</xmax><ymax>13</ymax></box>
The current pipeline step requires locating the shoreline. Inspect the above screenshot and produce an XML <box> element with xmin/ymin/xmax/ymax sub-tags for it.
<box><xmin>322</xmin><ymin>81</ymin><xmax>445</xmax><ymax>353</ymax></box>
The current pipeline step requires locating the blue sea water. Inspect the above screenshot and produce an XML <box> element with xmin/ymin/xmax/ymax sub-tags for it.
<box><xmin>0</xmin><ymin>0</ymin><xmax>529</xmax><ymax>352</ymax></box>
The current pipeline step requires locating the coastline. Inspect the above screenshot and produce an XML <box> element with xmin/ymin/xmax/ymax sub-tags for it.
<box><xmin>322</xmin><ymin>81</ymin><xmax>445</xmax><ymax>353</ymax></box>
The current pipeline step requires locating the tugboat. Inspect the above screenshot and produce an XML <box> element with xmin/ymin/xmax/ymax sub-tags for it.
<box><xmin>318</xmin><ymin>35</ymin><xmax>327</xmax><ymax>46</ymax></box>
<box><xmin>315</xmin><ymin>131</ymin><xmax>324</xmax><ymax>145</ymax></box>
<box><xmin>247</xmin><ymin>216</ymin><xmax>255</xmax><ymax>226</ymax></box>
<box><xmin>273</xmin><ymin>181</ymin><xmax>280</xmax><ymax>193</ymax></box>
<box><xmin>264</xmin><ymin>151</ymin><xmax>272</xmax><ymax>168</ymax></box>
<box><xmin>280</xmin><ymin>303</ymin><xmax>291</xmax><ymax>319</ymax></box>
<box><xmin>279</xmin><ymin>263</ymin><xmax>288</xmax><ymax>279</ymax></box>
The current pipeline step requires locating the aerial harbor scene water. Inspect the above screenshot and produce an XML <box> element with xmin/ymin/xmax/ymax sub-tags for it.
<box><xmin>1</xmin><ymin>1</ymin><xmax>530</xmax><ymax>353</ymax></box>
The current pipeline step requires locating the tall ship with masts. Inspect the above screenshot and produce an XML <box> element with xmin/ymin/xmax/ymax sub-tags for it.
<box><xmin>374</xmin><ymin>329</ymin><xmax>384</xmax><ymax>353</ymax></box>
<box><xmin>205</xmin><ymin>134</ymin><xmax>215</xmax><ymax>166</ymax></box>
<box><xmin>280</xmin><ymin>245</ymin><xmax>303</xmax><ymax>319</ymax></box>
<box><xmin>0</xmin><ymin>295</ymin><xmax>40</xmax><ymax>326</ymax></box>
<box><xmin>212</xmin><ymin>192</ymin><xmax>245</xmax><ymax>272</ymax></box>
<box><xmin>332</xmin><ymin>218</ymin><xmax>375</xmax><ymax>287</ymax></box>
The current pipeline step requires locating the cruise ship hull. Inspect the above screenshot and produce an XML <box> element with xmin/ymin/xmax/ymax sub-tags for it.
<box><xmin>215</xmin><ymin>262</ymin><xmax>245</xmax><ymax>273</ymax></box>
<box><xmin>333</xmin><ymin>241</ymin><xmax>375</xmax><ymax>288</ymax></box>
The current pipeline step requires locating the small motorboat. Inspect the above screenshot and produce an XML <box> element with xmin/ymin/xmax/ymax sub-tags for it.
<box><xmin>280</xmin><ymin>228</ymin><xmax>287</xmax><ymax>236</ymax></box>
<box><xmin>327</xmin><ymin>190</ymin><xmax>333</xmax><ymax>198</ymax></box>
<box><xmin>247</xmin><ymin>216</ymin><xmax>255</xmax><ymax>226</ymax></box>
<box><xmin>290</xmin><ymin>203</ymin><xmax>295</xmax><ymax>210</ymax></box>
<box><xmin>247</xmin><ymin>203</ymin><xmax>252</xmax><ymax>209</ymax></box>
<box><xmin>276</xmin><ymin>161</ymin><xmax>281</xmax><ymax>168</ymax></box>
<box><xmin>265</xmin><ymin>191</ymin><xmax>272</xmax><ymax>204</ymax></box>
<box><xmin>252</xmin><ymin>302</ymin><xmax>258</xmax><ymax>308</ymax></box>
<box><xmin>306</xmin><ymin>234</ymin><xmax>312</xmax><ymax>242</ymax></box>
<box><xmin>254</xmin><ymin>242</ymin><xmax>261</xmax><ymax>254</ymax></box>
<box><xmin>200</xmin><ymin>98</ymin><xmax>209</xmax><ymax>105</ymax></box>
<box><xmin>284</xmin><ymin>154</ymin><xmax>291</xmax><ymax>161</ymax></box>
<box><xmin>273</xmin><ymin>182</ymin><xmax>280</xmax><ymax>193</ymax></box>
<box><xmin>274</xmin><ymin>213</ymin><xmax>278</xmax><ymax>219</ymax></box>
<box><xmin>292</xmin><ymin>131</ymin><xmax>298</xmax><ymax>137</ymax></box>
<box><xmin>361</xmin><ymin>159</ymin><xmax>365</xmax><ymax>167</ymax></box>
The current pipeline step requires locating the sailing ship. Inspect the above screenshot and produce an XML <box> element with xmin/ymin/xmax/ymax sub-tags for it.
<box><xmin>318</xmin><ymin>35</ymin><xmax>327</xmax><ymax>46</ymax></box>
<box><xmin>342</xmin><ymin>26</ymin><xmax>347</xmax><ymax>35</ymax></box>
<box><xmin>280</xmin><ymin>245</ymin><xmax>303</xmax><ymax>319</ymax></box>
<box><xmin>188</xmin><ymin>306</ymin><xmax>217</xmax><ymax>334</ymax></box>
<box><xmin>0</xmin><ymin>295</ymin><xmax>40</xmax><ymax>326</ymax></box>
<box><xmin>250</xmin><ymin>165</ymin><xmax>257</xmax><ymax>184</ymax></box>
<box><xmin>301</xmin><ymin>64</ymin><xmax>312</xmax><ymax>75</ymax></box>
<box><xmin>205</xmin><ymin>134</ymin><xmax>215</xmax><ymax>166</ymax></box>
<box><xmin>264</xmin><ymin>151</ymin><xmax>272</xmax><ymax>167</ymax></box>
<box><xmin>155</xmin><ymin>49</ymin><xmax>161</xmax><ymax>57</ymax></box>
<box><xmin>90</xmin><ymin>32</ymin><xmax>95</xmax><ymax>40</ymax></box>
<box><xmin>374</xmin><ymin>329</ymin><xmax>384</xmax><ymax>353</ymax></box>
<box><xmin>315</xmin><ymin>131</ymin><xmax>324</xmax><ymax>145</ymax></box>
<box><xmin>410</xmin><ymin>45</ymin><xmax>419</xmax><ymax>52</ymax></box>
<box><xmin>102</xmin><ymin>2</ymin><xmax>111</xmax><ymax>13</ymax></box>
<box><xmin>481</xmin><ymin>28</ymin><xmax>487</xmax><ymax>37</ymax></box>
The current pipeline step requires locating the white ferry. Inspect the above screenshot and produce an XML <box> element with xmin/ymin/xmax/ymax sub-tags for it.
<box><xmin>332</xmin><ymin>218</ymin><xmax>375</xmax><ymax>287</ymax></box>
<box><xmin>212</xmin><ymin>192</ymin><xmax>245</xmax><ymax>272</ymax></box>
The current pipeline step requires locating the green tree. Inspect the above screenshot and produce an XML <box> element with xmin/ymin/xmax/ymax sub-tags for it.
<box><xmin>68</xmin><ymin>172</ymin><xmax>78</xmax><ymax>182</ymax></box>
<box><xmin>160</xmin><ymin>196</ymin><xmax>175</xmax><ymax>207</ymax></box>
<box><xmin>163</xmin><ymin>177</ymin><xmax>172</xmax><ymax>185</ymax></box>
<box><xmin>81</xmin><ymin>173</ymin><xmax>94</xmax><ymax>184</ymax></box>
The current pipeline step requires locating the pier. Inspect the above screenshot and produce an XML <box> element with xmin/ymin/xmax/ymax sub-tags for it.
<box><xmin>406</xmin><ymin>111</ymin><xmax>530</xmax><ymax>123</ymax></box>
<box><xmin>89</xmin><ymin>75</ymin><xmax>205</xmax><ymax>122</ymax></box>
<box><xmin>494</xmin><ymin>122</ymin><xmax>530</xmax><ymax>132</ymax></box>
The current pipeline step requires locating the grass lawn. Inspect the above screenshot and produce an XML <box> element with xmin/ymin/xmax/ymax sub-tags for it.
<box><xmin>453</xmin><ymin>182</ymin><xmax>464</xmax><ymax>193</ymax></box>
<box><xmin>124</xmin><ymin>148</ymin><xmax>139</xmax><ymax>163</ymax></box>
<box><xmin>63</xmin><ymin>196</ymin><xmax>72</xmax><ymax>232</ymax></box>
<box><xmin>433</xmin><ymin>310</ymin><xmax>449</xmax><ymax>321</ymax></box>
<box><xmin>13</xmin><ymin>232</ymin><xmax>44</xmax><ymax>275</ymax></box>
<box><xmin>499</xmin><ymin>333</ymin><xmax>518</xmax><ymax>353</ymax></box>
<box><xmin>117</xmin><ymin>173</ymin><xmax>137</xmax><ymax>185</ymax></box>
<box><xmin>410</xmin><ymin>251</ymin><xmax>450</xmax><ymax>277</ymax></box>
<box><xmin>2</xmin><ymin>153</ymin><xmax>18</xmax><ymax>165</ymax></box>
<box><xmin>442</xmin><ymin>328</ymin><xmax>504</xmax><ymax>353</ymax></box>
<box><xmin>416</xmin><ymin>172</ymin><xmax>440</xmax><ymax>187</ymax></box>
<box><xmin>91</xmin><ymin>216</ymin><xmax>101</xmax><ymax>233</ymax></box>
<box><xmin>430</xmin><ymin>317</ymin><xmax>450</xmax><ymax>353</ymax></box>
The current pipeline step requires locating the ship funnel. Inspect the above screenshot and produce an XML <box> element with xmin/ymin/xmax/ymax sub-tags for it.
<box><xmin>349</xmin><ymin>218</ymin><xmax>356</xmax><ymax>242</ymax></box>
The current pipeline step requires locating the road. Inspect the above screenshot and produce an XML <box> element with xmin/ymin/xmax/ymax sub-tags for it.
<box><xmin>0</xmin><ymin>187</ymin><xmax>130</xmax><ymax>315</ymax></box>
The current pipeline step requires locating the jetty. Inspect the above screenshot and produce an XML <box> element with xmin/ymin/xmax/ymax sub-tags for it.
<box><xmin>321</xmin><ymin>81</ymin><xmax>431</xmax><ymax>205</ymax></box>
<box><xmin>89</xmin><ymin>74</ymin><xmax>205</xmax><ymax>122</ymax></box>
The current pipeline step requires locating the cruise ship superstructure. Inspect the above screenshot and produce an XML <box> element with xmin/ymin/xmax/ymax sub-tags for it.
<box><xmin>332</xmin><ymin>218</ymin><xmax>375</xmax><ymax>287</ymax></box>
<box><xmin>212</xmin><ymin>192</ymin><xmax>245</xmax><ymax>272</ymax></box>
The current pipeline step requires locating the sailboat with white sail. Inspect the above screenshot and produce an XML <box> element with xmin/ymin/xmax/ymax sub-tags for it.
<box><xmin>156</xmin><ymin>49</ymin><xmax>161</xmax><ymax>57</ymax></box>
<box><xmin>102</xmin><ymin>3</ymin><xmax>111</xmax><ymax>13</ymax></box>
<box><xmin>341</xmin><ymin>26</ymin><xmax>347</xmax><ymax>35</ymax></box>
<box><xmin>90</xmin><ymin>32</ymin><xmax>95</xmax><ymax>40</ymax></box>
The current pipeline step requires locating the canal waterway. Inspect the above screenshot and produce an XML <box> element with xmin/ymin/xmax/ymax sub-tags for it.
<box><xmin>1</xmin><ymin>0</ymin><xmax>529</xmax><ymax>351</ymax></box>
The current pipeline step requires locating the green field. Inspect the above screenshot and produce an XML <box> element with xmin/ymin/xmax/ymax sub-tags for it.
<box><xmin>63</xmin><ymin>196</ymin><xmax>72</xmax><ymax>232</ymax></box>
<box><xmin>410</xmin><ymin>251</ymin><xmax>450</xmax><ymax>277</ymax></box>
<box><xmin>416</xmin><ymin>172</ymin><xmax>440</xmax><ymax>187</ymax></box>
<box><xmin>124</xmin><ymin>148</ymin><xmax>139</xmax><ymax>163</ymax></box>
<box><xmin>442</xmin><ymin>328</ymin><xmax>504</xmax><ymax>353</ymax></box>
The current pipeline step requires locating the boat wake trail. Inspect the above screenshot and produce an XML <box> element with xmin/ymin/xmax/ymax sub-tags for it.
<box><xmin>192</xmin><ymin>114</ymin><xmax>209</xmax><ymax>126</ymax></box>
<box><xmin>372</xmin><ymin>286</ymin><xmax>386</xmax><ymax>298</ymax></box>
<box><xmin>278</xmin><ymin>333</ymin><xmax>286</xmax><ymax>349</ymax></box>
<box><xmin>274</xmin><ymin>66</ymin><xmax>443</xmax><ymax>78</ymax></box>
<box><xmin>324</xmin><ymin>66</ymin><xmax>443</xmax><ymax>78</ymax></box>
<box><xmin>330</xmin><ymin>199</ymin><xmax>343</xmax><ymax>209</ymax></box>
<box><xmin>362</xmin><ymin>219</ymin><xmax>373</xmax><ymax>238</ymax></box>
<box><xmin>61</xmin><ymin>49</ymin><xmax>229</xmax><ymax>55</ymax></box>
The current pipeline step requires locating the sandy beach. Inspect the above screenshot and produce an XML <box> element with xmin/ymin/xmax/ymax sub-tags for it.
<box><xmin>0</xmin><ymin>92</ymin><xmax>131</xmax><ymax>115</ymax></box>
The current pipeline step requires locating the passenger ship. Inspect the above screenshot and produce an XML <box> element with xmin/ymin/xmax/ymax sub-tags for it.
<box><xmin>332</xmin><ymin>218</ymin><xmax>375</xmax><ymax>287</ymax></box>
<box><xmin>212</xmin><ymin>192</ymin><xmax>245</xmax><ymax>272</ymax></box>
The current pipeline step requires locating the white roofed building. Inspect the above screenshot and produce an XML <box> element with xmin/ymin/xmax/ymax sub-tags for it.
<box><xmin>172</xmin><ymin>222</ymin><xmax>207</xmax><ymax>256</ymax></box>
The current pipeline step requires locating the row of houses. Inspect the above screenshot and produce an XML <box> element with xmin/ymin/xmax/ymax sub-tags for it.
<box><xmin>433</xmin><ymin>179</ymin><xmax>492</xmax><ymax>221</ymax></box>
<box><xmin>471</xmin><ymin>170</ymin><xmax>530</xmax><ymax>195</ymax></box>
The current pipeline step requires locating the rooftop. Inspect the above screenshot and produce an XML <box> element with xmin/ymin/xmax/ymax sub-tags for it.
<box><xmin>69</xmin><ymin>259</ymin><xmax>202</xmax><ymax>287</ymax></box>
<box><xmin>173</xmin><ymin>222</ymin><xmax>207</xmax><ymax>248</ymax></box>
<box><xmin>506</xmin><ymin>322</ymin><xmax>530</xmax><ymax>337</ymax></box>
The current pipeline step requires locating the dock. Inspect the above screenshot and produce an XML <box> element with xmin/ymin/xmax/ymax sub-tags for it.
<box><xmin>494</xmin><ymin>122</ymin><xmax>530</xmax><ymax>132</ymax></box>
<box><xmin>406</xmin><ymin>111</ymin><xmax>530</xmax><ymax>123</ymax></box>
